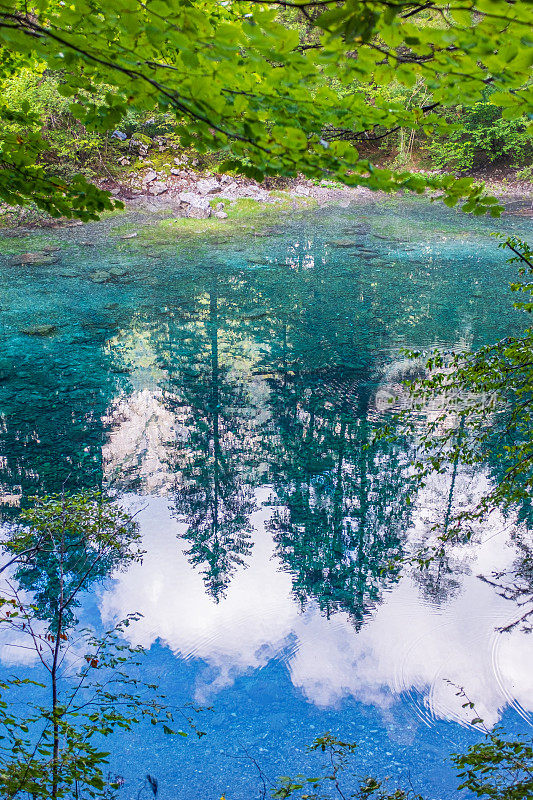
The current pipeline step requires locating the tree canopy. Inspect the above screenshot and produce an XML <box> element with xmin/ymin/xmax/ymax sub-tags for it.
<box><xmin>0</xmin><ymin>0</ymin><xmax>531</xmax><ymax>218</ymax></box>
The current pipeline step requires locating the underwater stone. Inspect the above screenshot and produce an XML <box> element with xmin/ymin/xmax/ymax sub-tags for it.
<box><xmin>91</xmin><ymin>270</ymin><xmax>113</xmax><ymax>283</ymax></box>
<box><xmin>21</xmin><ymin>324</ymin><xmax>58</xmax><ymax>337</ymax></box>
<box><xmin>14</xmin><ymin>251</ymin><xmax>60</xmax><ymax>266</ymax></box>
<box><xmin>250</xmin><ymin>257</ymin><xmax>272</xmax><ymax>265</ymax></box>
<box><xmin>0</xmin><ymin>362</ymin><xmax>12</xmax><ymax>380</ymax></box>
<box><xmin>328</xmin><ymin>239</ymin><xmax>356</xmax><ymax>248</ymax></box>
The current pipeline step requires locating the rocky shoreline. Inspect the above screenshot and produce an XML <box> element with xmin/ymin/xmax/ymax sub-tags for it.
<box><xmin>101</xmin><ymin>168</ymin><xmax>382</xmax><ymax>217</ymax></box>
<box><xmin>0</xmin><ymin>162</ymin><xmax>531</xmax><ymax>229</ymax></box>
<box><xmin>100</xmin><ymin>163</ymin><xmax>533</xmax><ymax>218</ymax></box>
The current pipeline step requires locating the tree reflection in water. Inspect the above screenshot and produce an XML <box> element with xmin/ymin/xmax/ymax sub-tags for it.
<box><xmin>159</xmin><ymin>273</ymin><xmax>259</xmax><ymax>601</ymax></box>
<box><xmin>266</xmin><ymin>369</ymin><xmax>414</xmax><ymax>625</ymax></box>
<box><xmin>154</xmin><ymin>231</ymin><xmax>419</xmax><ymax>619</ymax></box>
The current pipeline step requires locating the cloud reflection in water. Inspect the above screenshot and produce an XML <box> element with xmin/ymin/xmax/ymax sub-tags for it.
<box><xmin>100</xmin><ymin>490</ymin><xmax>533</xmax><ymax>730</ymax></box>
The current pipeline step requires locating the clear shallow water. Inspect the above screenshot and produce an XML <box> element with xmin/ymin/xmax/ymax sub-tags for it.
<box><xmin>0</xmin><ymin>198</ymin><xmax>532</xmax><ymax>798</ymax></box>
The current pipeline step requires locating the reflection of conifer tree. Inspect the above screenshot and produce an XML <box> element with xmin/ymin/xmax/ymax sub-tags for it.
<box><xmin>485</xmin><ymin>397</ymin><xmax>533</xmax><ymax>530</ymax></box>
<box><xmin>268</xmin><ymin>370</ymin><xmax>414</xmax><ymax>625</ymax></box>
<box><xmin>249</xmin><ymin>230</ymin><xmax>416</xmax><ymax>624</ymax></box>
<box><xmin>159</xmin><ymin>275</ymin><xmax>259</xmax><ymax>601</ymax></box>
<box><xmin>473</xmin><ymin>399</ymin><xmax>533</xmax><ymax>627</ymax></box>
<box><xmin>415</xmin><ymin>393</ymin><xmax>533</xmax><ymax>608</ymax></box>
<box><xmin>0</xmin><ymin>325</ymin><xmax>122</xmax><ymax>519</ymax></box>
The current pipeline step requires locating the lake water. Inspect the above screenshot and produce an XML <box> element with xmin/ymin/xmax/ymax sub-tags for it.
<box><xmin>0</xmin><ymin>197</ymin><xmax>532</xmax><ymax>799</ymax></box>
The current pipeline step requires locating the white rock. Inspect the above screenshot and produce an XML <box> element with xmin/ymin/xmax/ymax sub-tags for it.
<box><xmin>144</xmin><ymin>170</ymin><xmax>157</xmax><ymax>183</ymax></box>
<box><xmin>196</xmin><ymin>178</ymin><xmax>221</xmax><ymax>195</ymax></box>
<box><xmin>187</xmin><ymin>205</ymin><xmax>211</xmax><ymax>219</ymax></box>
<box><xmin>221</xmin><ymin>181</ymin><xmax>239</xmax><ymax>194</ymax></box>
<box><xmin>214</xmin><ymin>210</ymin><xmax>228</xmax><ymax>219</ymax></box>
<box><xmin>179</xmin><ymin>192</ymin><xmax>210</xmax><ymax>210</ymax></box>
<box><xmin>293</xmin><ymin>184</ymin><xmax>310</xmax><ymax>196</ymax></box>
<box><xmin>250</xmin><ymin>188</ymin><xmax>269</xmax><ymax>201</ymax></box>
<box><xmin>217</xmin><ymin>182</ymin><xmax>268</xmax><ymax>201</ymax></box>
<box><xmin>149</xmin><ymin>181</ymin><xmax>168</xmax><ymax>195</ymax></box>
<box><xmin>170</xmin><ymin>168</ymin><xmax>181</xmax><ymax>176</ymax></box>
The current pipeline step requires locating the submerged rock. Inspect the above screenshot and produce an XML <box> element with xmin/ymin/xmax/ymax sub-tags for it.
<box><xmin>91</xmin><ymin>270</ymin><xmax>113</xmax><ymax>283</ymax></box>
<box><xmin>0</xmin><ymin>362</ymin><xmax>12</xmax><ymax>381</ymax></box>
<box><xmin>21</xmin><ymin>324</ymin><xmax>57</xmax><ymax>337</ymax></box>
<box><xmin>356</xmin><ymin>249</ymin><xmax>380</xmax><ymax>257</ymax></box>
<box><xmin>328</xmin><ymin>239</ymin><xmax>355</xmax><ymax>248</ymax></box>
<box><xmin>13</xmin><ymin>251</ymin><xmax>60</xmax><ymax>266</ymax></box>
<box><xmin>91</xmin><ymin>266</ymin><xmax>129</xmax><ymax>282</ymax></box>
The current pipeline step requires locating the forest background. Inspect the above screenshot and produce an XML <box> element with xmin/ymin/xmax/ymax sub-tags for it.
<box><xmin>0</xmin><ymin>0</ymin><xmax>532</xmax><ymax>224</ymax></box>
<box><xmin>3</xmin><ymin>58</ymin><xmax>531</xmax><ymax>199</ymax></box>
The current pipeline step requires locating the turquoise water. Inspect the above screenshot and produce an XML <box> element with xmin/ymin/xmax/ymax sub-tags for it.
<box><xmin>0</xmin><ymin>198</ymin><xmax>532</xmax><ymax>798</ymax></box>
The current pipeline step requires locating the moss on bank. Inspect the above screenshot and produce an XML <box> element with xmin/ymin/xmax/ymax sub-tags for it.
<box><xmin>107</xmin><ymin>194</ymin><xmax>317</xmax><ymax>244</ymax></box>
<box><xmin>165</xmin><ymin>194</ymin><xmax>317</xmax><ymax>232</ymax></box>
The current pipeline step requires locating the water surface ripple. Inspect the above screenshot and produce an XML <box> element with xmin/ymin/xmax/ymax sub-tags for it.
<box><xmin>0</xmin><ymin>199</ymin><xmax>532</xmax><ymax>799</ymax></box>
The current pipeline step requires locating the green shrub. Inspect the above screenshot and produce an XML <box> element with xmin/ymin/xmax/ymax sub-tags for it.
<box><xmin>426</xmin><ymin>101</ymin><xmax>531</xmax><ymax>172</ymax></box>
